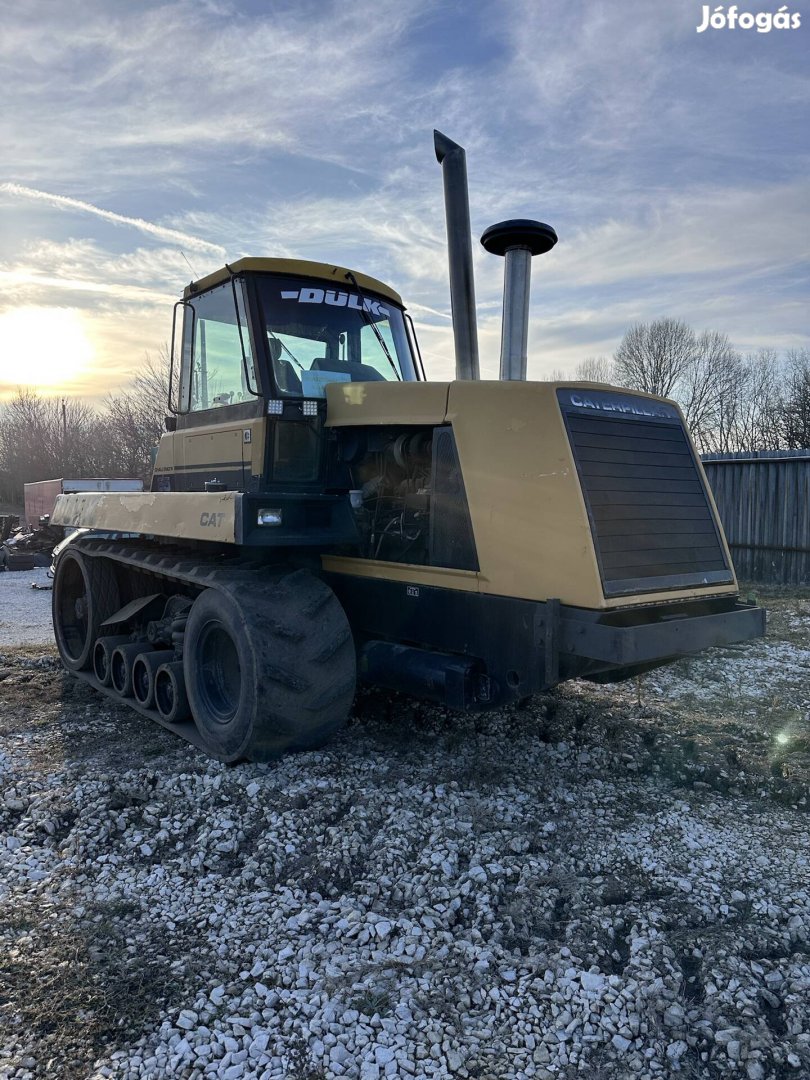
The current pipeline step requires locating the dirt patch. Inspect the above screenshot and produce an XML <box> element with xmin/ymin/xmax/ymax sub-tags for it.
<box><xmin>0</xmin><ymin>895</ymin><xmax>182</xmax><ymax>1080</ymax></box>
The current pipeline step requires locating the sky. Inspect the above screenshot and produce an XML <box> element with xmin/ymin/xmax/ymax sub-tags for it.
<box><xmin>0</xmin><ymin>0</ymin><xmax>808</xmax><ymax>400</ymax></box>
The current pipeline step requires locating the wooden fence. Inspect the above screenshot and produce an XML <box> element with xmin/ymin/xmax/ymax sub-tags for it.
<box><xmin>702</xmin><ymin>450</ymin><xmax>810</xmax><ymax>585</ymax></box>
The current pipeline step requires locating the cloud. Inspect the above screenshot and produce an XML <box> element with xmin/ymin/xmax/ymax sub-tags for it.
<box><xmin>0</xmin><ymin>239</ymin><xmax>196</xmax><ymax>319</ymax></box>
<box><xmin>408</xmin><ymin>302</ymin><xmax>452</xmax><ymax>320</ymax></box>
<box><xmin>0</xmin><ymin>184</ymin><xmax>224</xmax><ymax>255</ymax></box>
<box><xmin>0</xmin><ymin>238</ymin><xmax>182</xmax><ymax>401</ymax></box>
<box><xmin>0</xmin><ymin>0</ymin><xmax>433</xmax><ymax>187</ymax></box>
<box><xmin>549</xmin><ymin>180</ymin><xmax>810</xmax><ymax>288</ymax></box>
<box><xmin>0</xmin><ymin>0</ymin><xmax>806</xmax><ymax>401</ymax></box>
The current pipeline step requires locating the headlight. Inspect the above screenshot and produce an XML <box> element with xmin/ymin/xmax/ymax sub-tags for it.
<box><xmin>257</xmin><ymin>508</ymin><xmax>283</xmax><ymax>526</ymax></box>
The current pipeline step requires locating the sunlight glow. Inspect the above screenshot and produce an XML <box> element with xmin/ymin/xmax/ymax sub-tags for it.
<box><xmin>0</xmin><ymin>306</ymin><xmax>94</xmax><ymax>390</ymax></box>
<box><xmin>775</xmin><ymin>732</ymin><xmax>790</xmax><ymax>745</ymax></box>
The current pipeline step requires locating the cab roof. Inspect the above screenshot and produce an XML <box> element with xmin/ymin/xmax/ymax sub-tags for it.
<box><xmin>183</xmin><ymin>257</ymin><xmax>404</xmax><ymax>307</ymax></box>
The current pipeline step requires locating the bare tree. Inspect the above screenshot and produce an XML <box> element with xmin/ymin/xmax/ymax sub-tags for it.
<box><xmin>613</xmin><ymin>318</ymin><xmax>696</xmax><ymax>398</ymax></box>
<box><xmin>778</xmin><ymin>348</ymin><xmax>810</xmax><ymax>449</ymax></box>
<box><xmin>0</xmin><ymin>390</ymin><xmax>50</xmax><ymax>497</ymax></box>
<box><xmin>611</xmin><ymin>319</ymin><xmax>797</xmax><ymax>454</ymax></box>
<box><xmin>734</xmin><ymin>349</ymin><xmax>783</xmax><ymax>451</ymax></box>
<box><xmin>133</xmin><ymin>347</ymin><xmax>176</xmax><ymax>419</ymax></box>
<box><xmin>575</xmin><ymin>355</ymin><xmax>615</xmax><ymax>384</ymax></box>
<box><xmin>100</xmin><ymin>349</ymin><xmax>175</xmax><ymax>481</ymax></box>
<box><xmin>0</xmin><ymin>390</ymin><xmax>104</xmax><ymax>500</ymax></box>
<box><xmin>0</xmin><ymin>349</ymin><xmax>174</xmax><ymax>500</ymax></box>
<box><xmin>680</xmin><ymin>331</ymin><xmax>743</xmax><ymax>453</ymax></box>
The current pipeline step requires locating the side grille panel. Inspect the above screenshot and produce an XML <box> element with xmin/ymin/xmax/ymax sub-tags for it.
<box><xmin>558</xmin><ymin>389</ymin><xmax>733</xmax><ymax>597</ymax></box>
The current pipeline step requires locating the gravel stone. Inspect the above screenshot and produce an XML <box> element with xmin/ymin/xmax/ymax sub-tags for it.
<box><xmin>2</xmin><ymin>591</ymin><xmax>810</xmax><ymax>1078</ymax></box>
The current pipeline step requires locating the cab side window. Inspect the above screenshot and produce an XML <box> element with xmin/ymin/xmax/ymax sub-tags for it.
<box><xmin>181</xmin><ymin>282</ymin><xmax>257</xmax><ymax>412</ymax></box>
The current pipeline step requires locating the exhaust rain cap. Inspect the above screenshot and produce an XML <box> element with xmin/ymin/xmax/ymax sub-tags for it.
<box><xmin>481</xmin><ymin>218</ymin><xmax>558</xmax><ymax>382</ymax></box>
<box><xmin>480</xmin><ymin>219</ymin><xmax>558</xmax><ymax>258</ymax></box>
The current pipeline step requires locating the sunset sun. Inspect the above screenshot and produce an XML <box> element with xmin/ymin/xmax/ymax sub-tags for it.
<box><xmin>0</xmin><ymin>306</ymin><xmax>94</xmax><ymax>391</ymax></box>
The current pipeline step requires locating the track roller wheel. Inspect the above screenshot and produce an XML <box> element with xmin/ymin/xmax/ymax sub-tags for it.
<box><xmin>53</xmin><ymin>550</ymin><xmax>120</xmax><ymax>672</ymax></box>
<box><xmin>155</xmin><ymin>662</ymin><xmax>191</xmax><ymax>724</ymax></box>
<box><xmin>93</xmin><ymin>635</ymin><xmax>131</xmax><ymax>686</ymax></box>
<box><xmin>132</xmin><ymin>649</ymin><xmax>176</xmax><ymax>709</ymax></box>
<box><xmin>183</xmin><ymin>571</ymin><xmax>356</xmax><ymax>762</ymax></box>
<box><xmin>111</xmin><ymin>643</ymin><xmax>150</xmax><ymax>697</ymax></box>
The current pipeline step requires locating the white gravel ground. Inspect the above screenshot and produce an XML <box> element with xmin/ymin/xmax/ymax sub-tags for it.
<box><xmin>0</xmin><ymin>569</ymin><xmax>53</xmax><ymax>646</ymax></box>
<box><xmin>1</xmin><ymin>591</ymin><xmax>809</xmax><ymax>1080</ymax></box>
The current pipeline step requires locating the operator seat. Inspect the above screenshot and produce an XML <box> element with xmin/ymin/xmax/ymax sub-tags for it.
<box><xmin>310</xmin><ymin>357</ymin><xmax>385</xmax><ymax>381</ymax></box>
<box><xmin>269</xmin><ymin>337</ymin><xmax>302</xmax><ymax>394</ymax></box>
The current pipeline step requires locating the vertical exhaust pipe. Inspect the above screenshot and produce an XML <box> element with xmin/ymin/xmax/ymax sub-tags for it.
<box><xmin>434</xmin><ymin>130</ymin><xmax>480</xmax><ymax>381</ymax></box>
<box><xmin>481</xmin><ymin>219</ymin><xmax>558</xmax><ymax>381</ymax></box>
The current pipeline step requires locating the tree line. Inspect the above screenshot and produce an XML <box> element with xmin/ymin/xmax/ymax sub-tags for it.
<box><xmin>0</xmin><ymin>354</ymin><xmax>172</xmax><ymax>504</ymax></box>
<box><xmin>569</xmin><ymin>319</ymin><xmax>810</xmax><ymax>455</ymax></box>
<box><xmin>1</xmin><ymin>322</ymin><xmax>808</xmax><ymax>504</ymax></box>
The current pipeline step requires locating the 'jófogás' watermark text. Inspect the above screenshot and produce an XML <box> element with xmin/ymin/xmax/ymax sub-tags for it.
<box><xmin>696</xmin><ymin>4</ymin><xmax>801</xmax><ymax>31</ymax></box>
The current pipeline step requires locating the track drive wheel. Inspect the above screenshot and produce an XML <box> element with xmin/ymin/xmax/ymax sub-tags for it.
<box><xmin>183</xmin><ymin>571</ymin><xmax>356</xmax><ymax>762</ymax></box>
<box><xmin>52</xmin><ymin>550</ymin><xmax>120</xmax><ymax>672</ymax></box>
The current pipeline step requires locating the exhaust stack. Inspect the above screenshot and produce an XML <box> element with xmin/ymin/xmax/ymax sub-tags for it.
<box><xmin>434</xmin><ymin>130</ymin><xmax>480</xmax><ymax>381</ymax></box>
<box><xmin>481</xmin><ymin>218</ymin><xmax>557</xmax><ymax>381</ymax></box>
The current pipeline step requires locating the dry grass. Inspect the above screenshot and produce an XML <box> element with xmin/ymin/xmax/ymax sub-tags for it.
<box><xmin>0</xmin><ymin>896</ymin><xmax>181</xmax><ymax>1080</ymax></box>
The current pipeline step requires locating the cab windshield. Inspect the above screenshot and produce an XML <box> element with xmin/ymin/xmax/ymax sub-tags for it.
<box><xmin>256</xmin><ymin>274</ymin><xmax>418</xmax><ymax>396</ymax></box>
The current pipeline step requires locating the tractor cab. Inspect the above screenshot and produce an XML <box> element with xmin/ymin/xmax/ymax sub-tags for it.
<box><xmin>171</xmin><ymin>258</ymin><xmax>422</xmax><ymax>415</ymax></box>
<box><xmin>155</xmin><ymin>258</ymin><xmax>423</xmax><ymax>495</ymax></box>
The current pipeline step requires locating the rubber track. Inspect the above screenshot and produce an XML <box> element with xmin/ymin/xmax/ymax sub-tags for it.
<box><xmin>67</xmin><ymin>537</ymin><xmax>355</xmax><ymax>762</ymax></box>
<box><xmin>72</xmin><ymin>537</ymin><xmax>275</xmax><ymax>595</ymax></box>
<box><xmin>66</xmin><ymin>539</ymin><xmax>293</xmax><ymax>761</ymax></box>
<box><xmin>74</xmin><ymin>669</ymin><xmax>212</xmax><ymax>755</ymax></box>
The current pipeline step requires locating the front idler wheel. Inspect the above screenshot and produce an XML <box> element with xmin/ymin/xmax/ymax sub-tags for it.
<box><xmin>53</xmin><ymin>551</ymin><xmax>120</xmax><ymax>672</ymax></box>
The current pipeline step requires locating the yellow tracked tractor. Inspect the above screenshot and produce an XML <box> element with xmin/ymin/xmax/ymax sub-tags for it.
<box><xmin>51</xmin><ymin>133</ymin><xmax>764</xmax><ymax>762</ymax></box>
